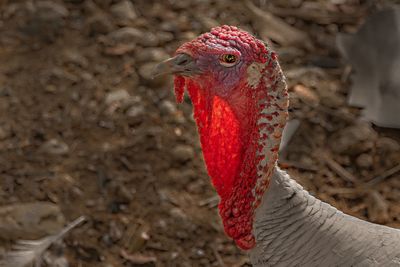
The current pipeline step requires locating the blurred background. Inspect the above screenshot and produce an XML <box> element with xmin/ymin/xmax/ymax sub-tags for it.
<box><xmin>0</xmin><ymin>0</ymin><xmax>399</xmax><ymax>266</ymax></box>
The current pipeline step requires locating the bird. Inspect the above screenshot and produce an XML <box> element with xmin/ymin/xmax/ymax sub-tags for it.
<box><xmin>154</xmin><ymin>25</ymin><xmax>400</xmax><ymax>267</ymax></box>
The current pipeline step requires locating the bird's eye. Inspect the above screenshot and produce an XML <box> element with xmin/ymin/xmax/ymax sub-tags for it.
<box><xmin>219</xmin><ymin>54</ymin><xmax>238</xmax><ymax>67</ymax></box>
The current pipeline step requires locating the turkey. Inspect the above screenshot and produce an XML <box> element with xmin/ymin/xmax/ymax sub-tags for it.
<box><xmin>154</xmin><ymin>26</ymin><xmax>400</xmax><ymax>266</ymax></box>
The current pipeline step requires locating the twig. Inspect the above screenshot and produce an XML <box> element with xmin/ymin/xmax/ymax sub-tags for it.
<box><xmin>198</xmin><ymin>195</ymin><xmax>219</xmax><ymax>208</ymax></box>
<box><xmin>320</xmin><ymin>152</ymin><xmax>358</xmax><ymax>183</ymax></box>
<box><xmin>323</xmin><ymin>186</ymin><xmax>367</xmax><ymax>196</ymax></box>
<box><xmin>212</xmin><ymin>245</ymin><xmax>226</xmax><ymax>267</ymax></box>
<box><xmin>366</xmin><ymin>164</ymin><xmax>400</xmax><ymax>187</ymax></box>
<box><xmin>119</xmin><ymin>156</ymin><xmax>134</xmax><ymax>171</ymax></box>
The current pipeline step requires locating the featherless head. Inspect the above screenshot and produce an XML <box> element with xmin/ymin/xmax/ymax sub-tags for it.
<box><xmin>155</xmin><ymin>25</ymin><xmax>289</xmax><ymax>250</ymax></box>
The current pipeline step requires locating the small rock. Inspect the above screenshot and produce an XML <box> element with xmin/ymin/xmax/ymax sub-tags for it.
<box><xmin>139</xmin><ymin>32</ymin><xmax>159</xmax><ymax>47</ymax></box>
<box><xmin>173</xmin><ymin>112</ymin><xmax>186</xmax><ymax>124</ymax></box>
<box><xmin>0</xmin><ymin>202</ymin><xmax>65</xmax><ymax>240</ymax></box>
<box><xmin>45</xmin><ymin>84</ymin><xmax>57</xmax><ymax>93</ymax></box>
<box><xmin>86</xmin><ymin>199</ymin><xmax>96</xmax><ymax>207</ymax></box>
<box><xmin>106</xmin><ymin>27</ymin><xmax>159</xmax><ymax>47</ymax></box>
<box><xmin>135</xmin><ymin>48</ymin><xmax>169</xmax><ymax>63</ymax></box>
<box><xmin>43</xmin><ymin>251</ymin><xmax>69</xmax><ymax>267</ymax></box>
<box><xmin>19</xmin><ymin>1</ymin><xmax>69</xmax><ymax>42</ymax></box>
<box><xmin>332</xmin><ymin>123</ymin><xmax>377</xmax><ymax>155</ymax></box>
<box><xmin>80</xmin><ymin>71</ymin><xmax>94</xmax><ymax>81</ymax></box>
<box><xmin>107</xmin><ymin>27</ymin><xmax>143</xmax><ymax>43</ymax></box>
<box><xmin>138</xmin><ymin>62</ymin><xmax>158</xmax><ymax>81</ymax></box>
<box><xmin>105</xmin><ymin>89</ymin><xmax>130</xmax><ymax>105</ymax></box>
<box><xmin>37</xmin><ymin>1</ymin><xmax>69</xmax><ymax>17</ymax></box>
<box><xmin>104</xmin><ymin>43</ymin><xmax>136</xmax><ymax>56</ymax></box>
<box><xmin>377</xmin><ymin>137</ymin><xmax>400</xmax><ymax>152</ymax></box>
<box><xmin>110</xmin><ymin>0</ymin><xmax>137</xmax><ymax>24</ymax></box>
<box><xmin>139</xmin><ymin>61</ymin><xmax>172</xmax><ymax>87</ymax></box>
<box><xmin>355</xmin><ymin>153</ymin><xmax>373</xmax><ymax>169</ymax></box>
<box><xmin>298</xmin><ymin>155</ymin><xmax>315</xmax><ymax>168</ymax></box>
<box><xmin>87</xmin><ymin>13</ymin><xmax>114</xmax><ymax>35</ymax></box>
<box><xmin>63</xmin><ymin>50</ymin><xmax>88</xmax><ymax>68</ymax></box>
<box><xmin>191</xmin><ymin>247</ymin><xmax>206</xmax><ymax>258</ymax></box>
<box><xmin>172</xmin><ymin>145</ymin><xmax>194</xmax><ymax>163</ymax></box>
<box><xmin>170</xmin><ymin>252</ymin><xmax>179</xmax><ymax>260</ymax></box>
<box><xmin>0</xmin><ymin>124</ymin><xmax>11</xmax><ymax>140</ymax></box>
<box><xmin>126</xmin><ymin>104</ymin><xmax>145</xmax><ymax>117</ymax></box>
<box><xmin>159</xmin><ymin>100</ymin><xmax>177</xmax><ymax>115</ymax></box>
<box><xmin>180</xmin><ymin>31</ymin><xmax>197</xmax><ymax>41</ymax></box>
<box><xmin>41</xmin><ymin>139</ymin><xmax>69</xmax><ymax>155</ymax></box>
<box><xmin>167</xmin><ymin>168</ymin><xmax>196</xmax><ymax>185</ymax></box>
<box><xmin>109</xmin><ymin>220</ymin><xmax>123</xmax><ymax>242</ymax></box>
<box><xmin>156</xmin><ymin>31</ymin><xmax>174</xmax><ymax>44</ymax></box>
<box><xmin>159</xmin><ymin>21</ymin><xmax>178</xmax><ymax>32</ymax></box>
<box><xmin>170</xmin><ymin>207</ymin><xmax>195</xmax><ymax>231</ymax></box>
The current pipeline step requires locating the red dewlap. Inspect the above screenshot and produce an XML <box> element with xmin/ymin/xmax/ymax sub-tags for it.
<box><xmin>174</xmin><ymin>76</ymin><xmax>263</xmax><ymax>250</ymax></box>
<box><xmin>174</xmin><ymin>76</ymin><xmax>185</xmax><ymax>103</ymax></box>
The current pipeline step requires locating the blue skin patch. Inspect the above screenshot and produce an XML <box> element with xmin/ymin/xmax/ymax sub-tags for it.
<box><xmin>193</xmin><ymin>48</ymin><xmax>249</xmax><ymax>98</ymax></box>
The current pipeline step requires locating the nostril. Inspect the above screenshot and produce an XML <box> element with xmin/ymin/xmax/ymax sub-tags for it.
<box><xmin>178</xmin><ymin>59</ymin><xmax>188</xmax><ymax>65</ymax></box>
<box><xmin>175</xmin><ymin>54</ymin><xmax>192</xmax><ymax>66</ymax></box>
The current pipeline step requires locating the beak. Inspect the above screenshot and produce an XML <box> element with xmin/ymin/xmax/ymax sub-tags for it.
<box><xmin>152</xmin><ymin>53</ymin><xmax>200</xmax><ymax>78</ymax></box>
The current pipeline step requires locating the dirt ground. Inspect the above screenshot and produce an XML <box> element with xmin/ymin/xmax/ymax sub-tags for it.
<box><xmin>0</xmin><ymin>0</ymin><xmax>399</xmax><ymax>266</ymax></box>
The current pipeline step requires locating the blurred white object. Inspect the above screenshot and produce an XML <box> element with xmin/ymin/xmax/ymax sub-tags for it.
<box><xmin>0</xmin><ymin>216</ymin><xmax>86</xmax><ymax>267</ymax></box>
<box><xmin>337</xmin><ymin>6</ymin><xmax>400</xmax><ymax>128</ymax></box>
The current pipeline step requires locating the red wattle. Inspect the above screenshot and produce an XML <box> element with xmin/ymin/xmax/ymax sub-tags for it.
<box><xmin>174</xmin><ymin>76</ymin><xmax>185</xmax><ymax>103</ymax></box>
<box><xmin>184</xmin><ymin>79</ymin><xmax>260</xmax><ymax>250</ymax></box>
<box><xmin>236</xmin><ymin>234</ymin><xmax>256</xmax><ymax>250</ymax></box>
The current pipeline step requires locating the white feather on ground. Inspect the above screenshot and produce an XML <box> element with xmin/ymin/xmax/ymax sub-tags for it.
<box><xmin>0</xmin><ymin>216</ymin><xmax>86</xmax><ymax>267</ymax></box>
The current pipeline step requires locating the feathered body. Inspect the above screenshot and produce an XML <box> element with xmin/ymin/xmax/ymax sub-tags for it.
<box><xmin>155</xmin><ymin>25</ymin><xmax>400</xmax><ymax>266</ymax></box>
<box><xmin>252</xmin><ymin>168</ymin><xmax>400</xmax><ymax>266</ymax></box>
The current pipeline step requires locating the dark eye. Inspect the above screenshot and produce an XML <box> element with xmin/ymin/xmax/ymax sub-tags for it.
<box><xmin>220</xmin><ymin>54</ymin><xmax>238</xmax><ymax>67</ymax></box>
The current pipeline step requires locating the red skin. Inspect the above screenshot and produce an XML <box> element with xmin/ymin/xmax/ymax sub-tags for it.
<box><xmin>172</xmin><ymin>26</ymin><xmax>286</xmax><ymax>250</ymax></box>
